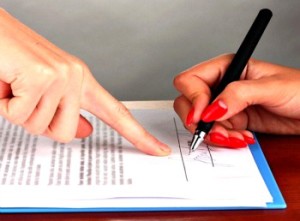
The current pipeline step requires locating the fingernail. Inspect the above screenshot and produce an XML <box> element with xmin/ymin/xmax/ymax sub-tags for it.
<box><xmin>209</xmin><ymin>132</ymin><xmax>229</xmax><ymax>146</ymax></box>
<box><xmin>159</xmin><ymin>145</ymin><xmax>172</xmax><ymax>155</ymax></box>
<box><xmin>228</xmin><ymin>137</ymin><xmax>247</xmax><ymax>148</ymax></box>
<box><xmin>201</xmin><ymin>100</ymin><xmax>228</xmax><ymax>122</ymax></box>
<box><xmin>185</xmin><ymin>107</ymin><xmax>195</xmax><ymax>126</ymax></box>
<box><xmin>243</xmin><ymin>135</ymin><xmax>256</xmax><ymax>145</ymax></box>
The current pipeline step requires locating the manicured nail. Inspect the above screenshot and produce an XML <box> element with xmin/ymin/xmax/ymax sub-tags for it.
<box><xmin>209</xmin><ymin>132</ymin><xmax>229</xmax><ymax>146</ymax></box>
<box><xmin>185</xmin><ymin>107</ymin><xmax>195</xmax><ymax>126</ymax></box>
<box><xmin>243</xmin><ymin>135</ymin><xmax>256</xmax><ymax>145</ymax></box>
<box><xmin>228</xmin><ymin>137</ymin><xmax>247</xmax><ymax>148</ymax></box>
<box><xmin>201</xmin><ymin>100</ymin><xmax>228</xmax><ymax>122</ymax></box>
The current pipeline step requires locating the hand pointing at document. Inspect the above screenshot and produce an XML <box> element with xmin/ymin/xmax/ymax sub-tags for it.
<box><xmin>0</xmin><ymin>8</ymin><xmax>170</xmax><ymax>156</ymax></box>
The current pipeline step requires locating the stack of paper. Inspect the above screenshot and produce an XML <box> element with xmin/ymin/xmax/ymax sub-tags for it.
<box><xmin>0</xmin><ymin>109</ymin><xmax>284</xmax><ymax>211</ymax></box>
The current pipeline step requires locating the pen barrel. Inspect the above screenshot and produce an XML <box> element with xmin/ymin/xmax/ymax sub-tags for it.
<box><xmin>191</xmin><ymin>9</ymin><xmax>272</xmax><ymax>151</ymax></box>
<box><xmin>195</xmin><ymin>121</ymin><xmax>214</xmax><ymax>134</ymax></box>
<box><xmin>212</xmin><ymin>9</ymin><xmax>272</xmax><ymax>100</ymax></box>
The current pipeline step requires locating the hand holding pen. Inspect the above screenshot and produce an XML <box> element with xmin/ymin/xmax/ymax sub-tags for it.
<box><xmin>174</xmin><ymin>9</ymin><xmax>300</xmax><ymax>150</ymax></box>
<box><xmin>174</xmin><ymin>9</ymin><xmax>273</xmax><ymax>151</ymax></box>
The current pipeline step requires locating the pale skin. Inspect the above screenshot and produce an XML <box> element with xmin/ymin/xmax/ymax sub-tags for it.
<box><xmin>0</xmin><ymin>9</ymin><xmax>171</xmax><ymax>156</ymax></box>
<box><xmin>174</xmin><ymin>54</ymin><xmax>300</xmax><ymax>147</ymax></box>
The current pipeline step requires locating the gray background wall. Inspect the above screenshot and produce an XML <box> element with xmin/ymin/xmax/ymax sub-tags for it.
<box><xmin>1</xmin><ymin>1</ymin><xmax>299</xmax><ymax>100</ymax></box>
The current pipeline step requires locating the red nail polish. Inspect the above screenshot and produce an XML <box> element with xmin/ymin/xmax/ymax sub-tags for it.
<box><xmin>228</xmin><ymin>137</ymin><xmax>247</xmax><ymax>148</ymax></box>
<box><xmin>201</xmin><ymin>100</ymin><xmax>228</xmax><ymax>122</ymax></box>
<box><xmin>185</xmin><ymin>107</ymin><xmax>195</xmax><ymax>126</ymax></box>
<box><xmin>210</xmin><ymin>132</ymin><xmax>229</xmax><ymax>146</ymax></box>
<box><xmin>243</xmin><ymin>135</ymin><xmax>256</xmax><ymax>145</ymax></box>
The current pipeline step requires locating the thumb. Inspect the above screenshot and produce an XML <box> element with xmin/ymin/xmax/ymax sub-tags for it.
<box><xmin>201</xmin><ymin>78</ymin><xmax>276</xmax><ymax>122</ymax></box>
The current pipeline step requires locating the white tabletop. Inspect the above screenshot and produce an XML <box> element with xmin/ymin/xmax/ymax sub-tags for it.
<box><xmin>122</xmin><ymin>100</ymin><xmax>173</xmax><ymax>109</ymax></box>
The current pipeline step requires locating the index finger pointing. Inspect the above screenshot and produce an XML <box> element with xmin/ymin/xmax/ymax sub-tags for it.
<box><xmin>81</xmin><ymin>72</ymin><xmax>171</xmax><ymax>156</ymax></box>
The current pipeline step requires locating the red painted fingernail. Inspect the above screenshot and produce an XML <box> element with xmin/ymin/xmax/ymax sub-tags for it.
<box><xmin>185</xmin><ymin>107</ymin><xmax>195</xmax><ymax>126</ymax></box>
<box><xmin>228</xmin><ymin>137</ymin><xmax>247</xmax><ymax>148</ymax></box>
<box><xmin>243</xmin><ymin>135</ymin><xmax>256</xmax><ymax>145</ymax></box>
<box><xmin>209</xmin><ymin>132</ymin><xmax>229</xmax><ymax>146</ymax></box>
<box><xmin>201</xmin><ymin>100</ymin><xmax>228</xmax><ymax>122</ymax></box>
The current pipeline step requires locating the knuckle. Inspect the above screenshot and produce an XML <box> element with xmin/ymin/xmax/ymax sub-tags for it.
<box><xmin>71</xmin><ymin>58</ymin><xmax>86</xmax><ymax>71</ymax></box>
<box><xmin>225</xmin><ymin>81</ymin><xmax>239</xmax><ymax>93</ymax></box>
<box><xmin>69</xmin><ymin>58</ymin><xmax>86</xmax><ymax>78</ymax></box>
<box><xmin>55</xmin><ymin>62</ymin><xmax>72</xmax><ymax>84</ymax></box>
<box><xmin>59</xmin><ymin>59</ymin><xmax>86</xmax><ymax>89</ymax></box>
<box><xmin>110</xmin><ymin>102</ymin><xmax>132</xmax><ymax>126</ymax></box>
<box><xmin>39</xmin><ymin>58</ymin><xmax>86</xmax><ymax>90</ymax></box>
<box><xmin>173</xmin><ymin>96</ymin><xmax>184</xmax><ymax>111</ymax></box>
<box><xmin>24</xmin><ymin>124</ymin><xmax>45</xmax><ymax>136</ymax></box>
<box><xmin>44</xmin><ymin>60</ymin><xmax>73</xmax><ymax>86</ymax></box>
<box><xmin>225</xmin><ymin>81</ymin><xmax>248</xmax><ymax>100</ymax></box>
<box><xmin>36</xmin><ymin>65</ymin><xmax>58</xmax><ymax>90</ymax></box>
<box><xmin>39</xmin><ymin>65</ymin><xmax>57</xmax><ymax>82</ymax></box>
<box><xmin>188</xmin><ymin>91</ymin><xmax>202</xmax><ymax>104</ymax></box>
<box><xmin>9</xmin><ymin>114</ymin><xmax>27</xmax><ymax>125</ymax></box>
<box><xmin>115</xmin><ymin>103</ymin><xmax>131</xmax><ymax>119</ymax></box>
<box><xmin>6</xmin><ymin>109</ymin><xmax>29</xmax><ymax>125</ymax></box>
<box><xmin>46</xmin><ymin>125</ymin><xmax>76</xmax><ymax>143</ymax></box>
<box><xmin>173</xmin><ymin>74</ymin><xmax>186</xmax><ymax>90</ymax></box>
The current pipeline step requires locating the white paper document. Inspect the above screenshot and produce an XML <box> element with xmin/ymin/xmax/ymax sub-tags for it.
<box><xmin>0</xmin><ymin>109</ymin><xmax>272</xmax><ymax>208</ymax></box>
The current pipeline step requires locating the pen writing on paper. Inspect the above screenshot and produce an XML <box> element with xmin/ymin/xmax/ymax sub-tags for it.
<box><xmin>173</xmin><ymin>118</ymin><xmax>234</xmax><ymax>168</ymax></box>
<box><xmin>191</xmin><ymin>144</ymin><xmax>215</xmax><ymax>167</ymax></box>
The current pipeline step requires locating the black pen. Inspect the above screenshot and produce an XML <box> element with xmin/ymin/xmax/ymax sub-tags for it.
<box><xmin>190</xmin><ymin>9</ymin><xmax>273</xmax><ymax>151</ymax></box>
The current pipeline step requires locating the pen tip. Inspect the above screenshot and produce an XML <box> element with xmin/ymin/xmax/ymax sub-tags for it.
<box><xmin>190</xmin><ymin>131</ymin><xmax>206</xmax><ymax>152</ymax></box>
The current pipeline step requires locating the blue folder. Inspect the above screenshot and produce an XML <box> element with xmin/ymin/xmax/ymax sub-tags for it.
<box><xmin>0</xmin><ymin>136</ymin><xmax>286</xmax><ymax>213</ymax></box>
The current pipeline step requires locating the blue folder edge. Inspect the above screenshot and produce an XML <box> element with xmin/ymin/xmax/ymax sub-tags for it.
<box><xmin>0</xmin><ymin>136</ymin><xmax>286</xmax><ymax>213</ymax></box>
<box><xmin>248</xmin><ymin>135</ymin><xmax>286</xmax><ymax>210</ymax></box>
